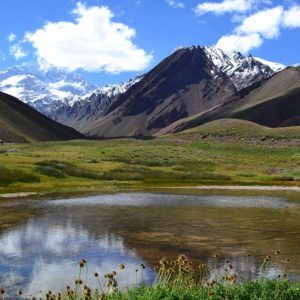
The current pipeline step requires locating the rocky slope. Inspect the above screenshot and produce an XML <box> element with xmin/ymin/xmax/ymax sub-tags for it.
<box><xmin>160</xmin><ymin>66</ymin><xmax>300</xmax><ymax>134</ymax></box>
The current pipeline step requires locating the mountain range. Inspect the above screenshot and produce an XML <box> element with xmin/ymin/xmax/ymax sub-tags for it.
<box><xmin>2</xmin><ymin>46</ymin><xmax>299</xmax><ymax>140</ymax></box>
<box><xmin>79</xmin><ymin>46</ymin><xmax>286</xmax><ymax>137</ymax></box>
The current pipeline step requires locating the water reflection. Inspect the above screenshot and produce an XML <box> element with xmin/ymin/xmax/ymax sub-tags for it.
<box><xmin>0</xmin><ymin>192</ymin><xmax>299</xmax><ymax>296</ymax></box>
<box><xmin>0</xmin><ymin>218</ymin><xmax>152</xmax><ymax>296</ymax></box>
<box><xmin>45</xmin><ymin>193</ymin><xmax>295</xmax><ymax>208</ymax></box>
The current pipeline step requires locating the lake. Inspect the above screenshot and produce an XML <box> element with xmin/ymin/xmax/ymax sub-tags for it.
<box><xmin>0</xmin><ymin>191</ymin><xmax>299</xmax><ymax>297</ymax></box>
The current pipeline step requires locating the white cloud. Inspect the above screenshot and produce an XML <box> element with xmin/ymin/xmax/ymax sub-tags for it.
<box><xmin>9</xmin><ymin>44</ymin><xmax>26</xmax><ymax>60</ymax></box>
<box><xmin>166</xmin><ymin>0</ymin><xmax>185</xmax><ymax>9</ymax></box>
<box><xmin>215</xmin><ymin>5</ymin><xmax>300</xmax><ymax>54</ymax></box>
<box><xmin>284</xmin><ymin>5</ymin><xmax>300</xmax><ymax>28</ymax></box>
<box><xmin>216</xmin><ymin>33</ymin><xmax>262</xmax><ymax>53</ymax></box>
<box><xmin>25</xmin><ymin>2</ymin><xmax>153</xmax><ymax>73</ymax></box>
<box><xmin>195</xmin><ymin>0</ymin><xmax>253</xmax><ymax>15</ymax></box>
<box><xmin>8</xmin><ymin>33</ymin><xmax>16</xmax><ymax>42</ymax></box>
<box><xmin>237</xmin><ymin>6</ymin><xmax>284</xmax><ymax>39</ymax></box>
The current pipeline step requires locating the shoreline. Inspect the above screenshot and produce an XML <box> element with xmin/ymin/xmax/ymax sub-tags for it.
<box><xmin>0</xmin><ymin>185</ymin><xmax>300</xmax><ymax>199</ymax></box>
<box><xmin>0</xmin><ymin>192</ymin><xmax>41</xmax><ymax>198</ymax></box>
<box><xmin>161</xmin><ymin>185</ymin><xmax>300</xmax><ymax>192</ymax></box>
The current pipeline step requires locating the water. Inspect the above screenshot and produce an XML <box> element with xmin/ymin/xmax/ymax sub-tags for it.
<box><xmin>0</xmin><ymin>192</ymin><xmax>299</xmax><ymax>297</ymax></box>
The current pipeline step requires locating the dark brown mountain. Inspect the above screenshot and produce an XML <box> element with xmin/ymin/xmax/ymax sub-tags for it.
<box><xmin>0</xmin><ymin>92</ymin><xmax>84</xmax><ymax>143</ymax></box>
<box><xmin>80</xmin><ymin>46</ymin><xmax>274</xmax><ymax>137</ymax></box>
<box><xmin>160</xmin><ymin>66</ymin><xmax>300</xmax><ymax>134</ymax></box>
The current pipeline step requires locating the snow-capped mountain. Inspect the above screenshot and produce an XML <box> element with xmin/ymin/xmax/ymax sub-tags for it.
<box><xmin>203</xmin><ymin>46</ymin><xmax>277</xmax><ymax>90</ymax></box>
<box><xmin>85</xmin><ymin>46</ymin><xmax>286</xmax><ymax>137</ymax></box>
<box><xmin>48</xmin><ymin>75</ymin><xmax>143</xmax><ymax>132</ymax></box>
<box><xmin>0</xmin><ymin>64</ymin><xmax>98</xmax><ymax>114</ymax></box>
<box><xmin>0</xmin><ymin>64</ymin><xmax>143</xmax><ymax>123</ymax></box>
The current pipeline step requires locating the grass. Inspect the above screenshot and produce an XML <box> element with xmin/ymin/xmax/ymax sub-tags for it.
<box><xmin>179</xmin><ymin>119</ymin><xmax>300</xmax><ymax>140</ymax></box>
<box><xmin>0</xmin><ymin>165</ymin><xmax>39</xmax><ymax>186</ymax></box>
<box><xmin>1</xmin><ymin>254</ymin><xmax>299</xmax><ymax>300</ymax></box>
<box><xmin>0</xmin><ymin>133</ymin><xmax>300</xmax><ymax>195</ymax></box>
<box><xmin>104</xmin><ymin>282</ymin><xmax>300</xmax><ymax>300</ymax></box>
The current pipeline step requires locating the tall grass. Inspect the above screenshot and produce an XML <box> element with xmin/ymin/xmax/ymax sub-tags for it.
<box><xmin>36</xmin><ymin>160</ymin><xmax>232</xmax><ymax>183</ymax></box>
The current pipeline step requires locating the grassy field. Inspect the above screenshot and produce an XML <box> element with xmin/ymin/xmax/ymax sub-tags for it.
<box><xmin>0</xmin><ymin>121</ymin><xmax>300</xmax><ymax>196</ymax></box>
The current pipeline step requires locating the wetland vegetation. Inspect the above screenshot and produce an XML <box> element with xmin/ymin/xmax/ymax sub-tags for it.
<box><xmin>0</xmin><ymin>133</ymin><xmax>300</xmax><ymax>196</ymax></box>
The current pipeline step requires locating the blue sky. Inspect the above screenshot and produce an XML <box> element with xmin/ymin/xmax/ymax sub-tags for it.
<box><xmin>0</xmin><ymin>0</ymin><xmax>300</xmax><ymax>85</ymax></box>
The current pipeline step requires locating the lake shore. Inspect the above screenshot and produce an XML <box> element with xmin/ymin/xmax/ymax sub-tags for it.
<box><xmin>1</xmin><ymin>184</ymin><xmax>300</xmax><ymax>200</ymax></box>
<box><xmin>163</xmin><ymin>185</ymin><xmax>300</xmax><ymax>192</ymax></box>
<box><xmin>0</xmin><ymin>192</ymin><xmax>41</xmax><ymax>198</ymax></box>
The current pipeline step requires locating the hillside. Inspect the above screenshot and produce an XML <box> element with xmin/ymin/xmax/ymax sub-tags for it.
<box><xmin>0</xmin><ymin>92</ymin><xmax>83</xmax><ymax>143</ymax></box>
<box><xmin>160</xmin><ymin>67</ymin><xmax>300</xmax><ymax>134</ymax></box>
<box><xmin>166</xmin><ymin>119</ymin><xmax>300</xmax><ymax>146</ymax></box>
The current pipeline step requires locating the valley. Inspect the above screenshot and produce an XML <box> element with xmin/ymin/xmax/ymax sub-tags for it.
<box><xmin>1</xmin><ymin>0</ymin><xmax>300</xmax><ymax>297</ymax></box>
<box><xmin>0</xmin><ymin>45</ymin><xmax>300</xmax><ymax>300</ymax></box>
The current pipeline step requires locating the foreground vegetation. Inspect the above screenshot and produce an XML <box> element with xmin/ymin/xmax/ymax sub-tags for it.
<box><xmin>103</xmin><ymin>282</ymin><xmax>300</xmax><ymax>300</ymax></box>
<box><xmin>0</xmin><ymin>124</ymin><xmax>300</xmax><ymax>195</ymax></box>
<box><xmin>1</xmin><ymin>254</ymin><xmax>299</xmax><ymax>299</ymax></box>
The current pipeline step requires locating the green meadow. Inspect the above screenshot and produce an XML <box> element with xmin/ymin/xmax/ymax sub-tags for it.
<box><xmin>0</xmin><ymin>132</ymin><xmax>299</xmax><ymax>196</ymax></box>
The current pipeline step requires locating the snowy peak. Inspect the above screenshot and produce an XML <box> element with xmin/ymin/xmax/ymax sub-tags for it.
<box><xmin>0</xmin><ymin>64</ymin><xmax>98</xmax><ymax>114</ymax></box>
<box><xmin>254</xmin><ymin>57</ymin><xmax>286</xmax><ymax>72</ymax></box>
<box><xmin>203</xmin><ymin>46</ymin><xmax>276</xmax><ymax>90</ymax></box>
<box><xmin>94</xmin><ymin>75</ymin><xmax>143</xmax><ymax>98</ymax></box>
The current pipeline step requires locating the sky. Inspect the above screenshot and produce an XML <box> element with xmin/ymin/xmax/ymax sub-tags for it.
<box><xmin>0</xmin><ymin>0</ymin><xmax>300</xmax><ymax>86</ymax></box>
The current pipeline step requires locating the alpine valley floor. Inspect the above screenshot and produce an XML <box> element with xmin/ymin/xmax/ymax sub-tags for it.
<box><xmin>0</xmin><ymin>119</ymin><xmax>300</xmax><ymax>197</ymax></box>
